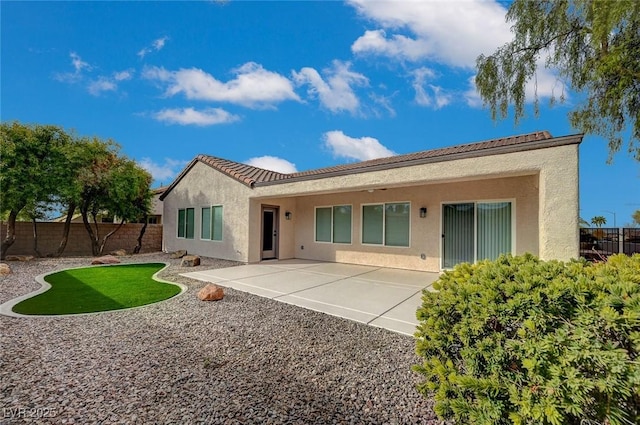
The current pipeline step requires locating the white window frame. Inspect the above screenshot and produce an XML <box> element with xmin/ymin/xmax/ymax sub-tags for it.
<box><xmin>314</xmin><ymin>205</ymin><xmax>353</xmax><ymax>245</ymax></box>
<box><xmin>440</xmin><ymin>198</ymin><xmax>516</xmax><ymax>270</ymax></box>
<box><xmin>177</xmin><ymin>208</ymin><xmax>195</xmax><ymax>239</ymax></box>
<box><xmin>361</xmin><ymin>201</ymin><xmax>412</xmax><ymax>248</ymax></box>
<box><xmin>200</xmin><ymin>205</ymin><xmax>224</xmax><ymax>242</ymax></box>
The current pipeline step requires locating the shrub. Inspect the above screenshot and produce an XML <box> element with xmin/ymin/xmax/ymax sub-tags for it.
<box><xmin>414</xmin><ymin>253</ymin><xmax>640</xmax><ymax>425</ymax></box>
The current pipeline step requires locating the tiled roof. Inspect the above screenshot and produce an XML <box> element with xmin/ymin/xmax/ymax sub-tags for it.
<box><xmin>152</xmin><ymin>186</ymin><xmax>168</xmax><ymax>195</ymax></box>
<box><xmin>285</xmin><ymin>130</ymin><xmax>555</xmax><ymax>181</ymax></box>
<box><xmin>195</xmin><ymin>155</ymin><xmax>287</xmax><ymax>186</ymax></box>
<box><xmin>160</xmin><ymin>131</ymin><xmax>582</xmax><ymax>199</ymax></box>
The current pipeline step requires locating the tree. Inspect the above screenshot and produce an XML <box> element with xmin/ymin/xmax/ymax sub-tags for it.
<box><xmin>633</xmin><ymin>209</ymin><xmax>640</xmax><ymax>226</ymax></box>
<box><xmin>591</xmin><ymin>215</ymin><xmax>607</xmax><ymax>227</ymax></box>
<box><xmin>75</xmin><ymin>138</ymin><xmax>152</xmax><ymax>256</ymax></box>
<box><xmin>0</xmin><ymin>122</ymin><xmax>72</xmax><ymax>259</ymax></box>
<box><xmin>476</xmin><ymin>0</ymin><xmax>640</xmax><ymax>161</ymax></box>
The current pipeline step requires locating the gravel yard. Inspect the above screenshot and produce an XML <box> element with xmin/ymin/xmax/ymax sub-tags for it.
<box><xmin>0</xmin><ymin>253</ymin><xmax>440</xmax><ymax>424</ymax></box>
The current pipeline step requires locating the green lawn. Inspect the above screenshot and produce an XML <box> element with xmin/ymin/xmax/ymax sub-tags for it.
<box><xmin>13</xmin><ymin>263</ymin><xmax>182</xmax><ymax>315</ymax></box>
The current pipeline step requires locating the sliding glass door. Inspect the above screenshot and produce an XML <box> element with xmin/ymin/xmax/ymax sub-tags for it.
<box><xmin>442</xmin><ymin>201</ymin><xmax>512</xmax><ymax>268</ymax></box>
<box><xmin>442</xmin><ymin>203</ymin><xmax>474</xmax><ymax>268</ymax></box>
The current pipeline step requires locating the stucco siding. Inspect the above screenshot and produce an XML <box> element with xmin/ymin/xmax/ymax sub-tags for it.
<box><xmin>163</xmin><ymin>139</ymin><xmax>579</xmax><ymax>270</ymax></box>
<box><xmin>162</xmin><ymin>161</ymin><xmax>252</xmax><ymax>262</ymax></box>
<box><xmin>537</xmin><ymin>144</ymin><xmax>580</xmax><ymax>260</ymax></box>
<box><xmin>283</xmin><ymin>175</ymin><xmax>538</xmax><ymax>271</ymax></box>
<box><xmin>248</xmin><ymin>197</ymin><xmax>298</xmax><ymax>263</ymax></box>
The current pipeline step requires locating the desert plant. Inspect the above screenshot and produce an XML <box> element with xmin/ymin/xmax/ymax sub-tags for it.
<box><xmin>414</xmin><ymin>253</ymin><xmax>640</xmax><ymax>425</ymax></box>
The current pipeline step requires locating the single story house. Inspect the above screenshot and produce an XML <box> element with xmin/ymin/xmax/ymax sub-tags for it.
<box><xmin>160</xmin><ymin>131</ymin><xmax>582</xmax><ymax>272</ymax></box>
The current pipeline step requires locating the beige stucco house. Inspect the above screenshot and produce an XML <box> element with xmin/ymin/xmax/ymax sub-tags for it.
<box><xmin>160</xmin><ymin>131</ymin><xmax>582</xmax><ymax>272</ymax></box>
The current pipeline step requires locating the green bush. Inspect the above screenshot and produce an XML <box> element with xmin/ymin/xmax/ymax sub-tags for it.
<box><xmin>414</xmin><ymin>253</ymin><xmax>640</xmax><ymax>425</ymax></box>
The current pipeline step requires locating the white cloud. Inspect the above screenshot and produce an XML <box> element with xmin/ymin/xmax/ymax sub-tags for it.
<box><xmin>152</xmin><ymin>107</ymin><xmax>240</xmax><ymax>126</ymax></box>
<box><xmin>323</xmin><ymin>130</ymin><xmax>395</xmax><ymax>161</ymax></box>
<box><xmin>138</xmin><ymin>36</ymin><xmax>169</xmax><ymax>58</ymax></box>
<box><xmin>88</xmin><ymin>78</ymin><xmax>117</xmax><ymax>96</ymax></box>
<box><xmin>412</xmin><ymin>67</ymin><xmax>451</xmax><ymax>109</ymax></box>
<box><xmin>369</xmin><ymin>92</ymin><xmax>396</xmax><ymax>117</ymax></box>
<box><xmin>87</xmin><ymin>70</ymin><xmax>134</xmax><ymax>96</ymax></box>
<box><xmin>348</xmin><ymin>1</ymin><xmax>566</xmax><ymax>106</ymax></box>
<box><xmin>54</xmin><ymin>52</ymin><xmax>92</xmax><ymax>83</ymax></box>
<box><xmin>524</xmin><ymin>66</ymin><xmax>567</xmax><ymax>103</ymax></box>
<box><xmin>70</xmin><ymin>52</ymin><xmax>91</xmax><ymax>72</ymax></box>
<box><xmin>114</xmin><ymin>69</ymin><xmax>134</xmax><ymax>81</ymax></box>
<box><xmin>138</xmin><ymin>157</ymin><xmax>189</xmax><ymax>183</ymax></box>
<box><xmin>464</xmin><ymin>76</ymin><xmax>483</xmax><ymax>107</ymax></box>
<box><xmin>244</xmin><ymin>156</ymin><xmax>297</xmax><ymax>174</ymax></box>
<box><xmin>352</xmin><ymin>29</ymin><xmax>433</xmax><ymax>62</ymax></box>
<box><xmin>143</xmin><ymin>62</ymin><xmax>300</xmax><ymax>108</ymax></box>
<box><xmin>464</xmin><ymin>66</ymin><xmax>566</xmax><ymax>108</ymax></box>
<box><xmin>348</xmin><ymin>0</ymin><xmax>511</xmax><ymax>68</ymax></box>
<box><xmin>292</xmin><ymin>60</ymin><xmax>369</xmax><ymax>114</ymax></box>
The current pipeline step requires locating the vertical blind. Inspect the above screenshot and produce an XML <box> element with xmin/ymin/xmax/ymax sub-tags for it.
<box><xmin>443</xmin><ymin>202</ymin><xmax>512</xmax><ymax>268</ymax></box>
<box><xmin>477</xmin><ymin>202</ymin><xmax>511</xmax><ymax>261</ymax></box>
<box><xmin>443</xmin><ymin>203</ymin><xmax>475</xmax><ymax>268</ymax></box>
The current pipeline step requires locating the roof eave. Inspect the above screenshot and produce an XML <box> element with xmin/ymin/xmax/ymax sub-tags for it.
<box><xmin>255</xmin><ymin>133</ymin><xmax>583</xmax><ymax>187</ymax></box>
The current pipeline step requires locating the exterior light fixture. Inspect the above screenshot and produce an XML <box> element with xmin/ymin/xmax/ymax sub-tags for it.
<box><xmin>420</xmin><ymin>207</ymin><xmax>427</xmax><ymax>218</ymax></box>
<box><xmin>285</xmin><ymin>211</ymin><xmax>292</xmax><ymax>220</ymax></box>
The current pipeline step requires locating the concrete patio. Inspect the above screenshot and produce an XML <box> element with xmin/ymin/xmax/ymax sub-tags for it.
<box><xmin>182</xmin><ymin>259</ymin><xmax>440</xmax><ymax>335</ymax></box>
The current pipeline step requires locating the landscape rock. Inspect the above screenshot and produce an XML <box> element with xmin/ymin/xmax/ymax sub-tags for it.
<box><xmin>0</xmin><ymin>253</ymin><xmax>437</xmax><ymax>424</ymax></box>
<box><xmin>110</xmin><ymin>249</ymin><xmax>128</xmax><ymax>256</ymax></box>
<box><xmin>180</xmin><ymin>255</ymin><xmax>201</xmax><ymax>267</ymax></box>
<box><xmin>0</xmin><ymin>263</ymin><xmax>11</xmax><ymax>275</ymax></box>
<box><xmin>91</xmin><ymin>255</ymin><xmax>121</xmax><ymax>265</ymax></box>
<box><xmin>5</xmin><ymin>255</ymin><xmax>34</xmax><ymax>262</ymax></box>
<box><xmin>170</xmin><ymin>250</ymin><xmax>187</xmax><ymax>259</ymax></box>
<box><xmin>198</xmin><ymin>284</ymin><xmax>224</xmax><ymax>301</ymax></box>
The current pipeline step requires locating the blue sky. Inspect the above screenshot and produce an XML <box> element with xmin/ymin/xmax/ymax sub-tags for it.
<box><xmin>2</xmin><ymin>0</ymin><xmax>638</xmax><ymax>226</ymax></box>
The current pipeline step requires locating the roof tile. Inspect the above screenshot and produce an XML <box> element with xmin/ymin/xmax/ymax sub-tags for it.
<box><xmin>186</xmin><ymin>130</ymin><xmax>575</xmax><ymax>190</ymax></box>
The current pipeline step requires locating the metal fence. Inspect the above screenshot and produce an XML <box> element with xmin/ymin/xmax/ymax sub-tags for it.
<box><xmin>580</xmin><ymin>228</ymin><xmax>640</xmax><ymax>260</ymax></box>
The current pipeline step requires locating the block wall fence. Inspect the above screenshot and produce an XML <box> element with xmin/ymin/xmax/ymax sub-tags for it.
<box><xmin>0</xmin><ymin>222</ymin><xmax>162</xmax><ymax>257</ymax></box>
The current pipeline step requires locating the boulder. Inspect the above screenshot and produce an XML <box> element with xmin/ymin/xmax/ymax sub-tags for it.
<box><xmin>5</xmin><ymin>255</ymin><xmax>34</xmax><ymax>262</ymax></box>
<box><xmin>198</xmin><ymin>284</ymin><xmax>224</xmax><ymax>301</ymax></box>
<box><xmin>110</xmin><ymin>249</ymin><xmax>128</xmax><ymax>256</ymax></box>
<box><xmin>170</xmin><ymin>250</ymin><xmax>187</xmax><ymax>259</ymax></box>
<box><xmin>91</xmin><ymin>255</ymin><xmax>121</xmax><ymax>265</ymax></box>
<box><xmin>180</xmin><ymin>255</ymin><xmax>201</xmax><ymax>267</ymax></box>
<box><xmin>0</xmin><ymin>263</ymin><xmax>11</xmax><ymax>275</ymax></box>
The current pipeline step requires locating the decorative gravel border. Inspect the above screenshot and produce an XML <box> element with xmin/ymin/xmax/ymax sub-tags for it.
<box><xmin>0</xmin><ymin>253</ymin><xmax>441</xmax><ymax>424</ymax></box>
<box><xmin>0</xmin><ymin>262</ymin><xmax>187</xmax><ymax>319</ymax></box>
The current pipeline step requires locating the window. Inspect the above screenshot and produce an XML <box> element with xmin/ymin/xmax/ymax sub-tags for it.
<box><xmin>362</xmin><ymin>202</ymin><xmax>410</xmax><ymax>247</ymax></box>
<box><xmin>442</xmin><ymin>201</ymin><xmax>513</xmax><ymax>268</ymax></box>
<box><xmin>212</xmin><ymin>205</ymin><xmax>223</xmax><ymax>241</ymax></box>
<box><xmin>315</xmin><ymin>205</ymin><xmax>352</xmax><ymax>244</ymax></box>
<box><xmin>200</xmin><ymin>206</ymin><xmax>223</xmax><ymax>241</ymax></box>
<box><xmin>178</xmin><ymin>208</ymin><xmax>194</xmax><ymax>239</ymax></box>
<box><xmin>201</xmin><ymin>207</ymin><xmax>211</xmax><ymax>239</ymax></box>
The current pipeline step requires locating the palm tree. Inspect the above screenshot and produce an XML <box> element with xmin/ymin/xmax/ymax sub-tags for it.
<box><xmin>590</xmin><ymin>216</ymin><xmax>607</xmax><ymax>228</ymax></box>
